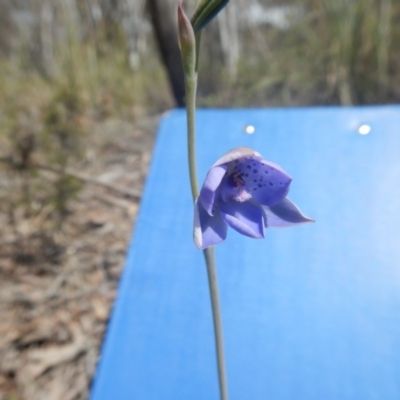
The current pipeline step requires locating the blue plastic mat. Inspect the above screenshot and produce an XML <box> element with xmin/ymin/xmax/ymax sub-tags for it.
<box><xmin>90</xmin><ymin>107</ymin><xmax>400</xmax><ymax>400</ymax></box>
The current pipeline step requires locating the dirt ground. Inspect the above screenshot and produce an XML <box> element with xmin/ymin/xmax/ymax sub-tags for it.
<box><xmin>0</xmin><ymin>114</ymin><xmax>161</xmax><ymax>400</ymax></box>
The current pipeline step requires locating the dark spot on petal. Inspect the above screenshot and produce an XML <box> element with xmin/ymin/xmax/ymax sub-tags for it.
<box><xmin>265</xmin><ymin>170</ymin><xmax>269</xmax><ymax>174</ymax></box>
<box><xmin>247</xmin><ymin>165</ymin><xmax>251</xmax><ymax>169</ymax></box>
<box><xmin>258</xmin><ymin>184</ymin><xmax>262</xmax><ymax>188</ymax></box>
<box><xmin>279</xmin><ymin>182</ymin><xmax>283</xmax><ymax>185</ymax></box>
<box><xmin>269</xmin><ymin>182</ymin><xmax>274</xmax><ymax>186</ymax></box>
<box><xmin>253</xmin><ymin>179</ymin><xmax>257</xmax><ymax>183</ymax></box>
<box><xmin>245</xmin><ymin>174</ymin><xmax>248</xmax><ymax>177</ymax></box>
<box><xmin>253</xmin><ymin>169</ymin><xmax>258</xmax><ymax>173</ymax></box>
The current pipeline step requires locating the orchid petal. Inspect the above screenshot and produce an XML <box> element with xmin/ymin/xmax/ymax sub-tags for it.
<box><xmin>232</xmin><ymin>157</ymin><xmax>292</xmax><ymax>206</ymax></box>
<box><xmin>212</xmin><ymin>147</ymin><xmax>262</xmax><ymax>167</ymax></box>
<box><xmin>198</xmin><ymin>164</ymin><xmax>227</xmax><ymax>215</ymax></box>
<box><xmin>220</xmin><ymin>201</ymin><xmax>264</xmax><ymax>239</ymax></box>
<box><xmin>263</xmin><ymin>198</ymin><xmax>314</xmax><ymax>228</ymax></box>
<box><xmin>194</xmin><ymin>199</ymin><xmax>227</xmax><ymax>249</ymax></box>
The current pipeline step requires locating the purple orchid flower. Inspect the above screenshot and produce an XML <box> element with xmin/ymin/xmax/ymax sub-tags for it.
<box><xmin>194</xmin><ymin>147</ymin><xmax>313</xmax><ymax>249</ymax></box>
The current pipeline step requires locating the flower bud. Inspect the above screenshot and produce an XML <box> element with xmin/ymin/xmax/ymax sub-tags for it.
<box><xmin>177</xmin><ymin>1</ymin><xmax>196</xmax><ymax>75</ymax></box>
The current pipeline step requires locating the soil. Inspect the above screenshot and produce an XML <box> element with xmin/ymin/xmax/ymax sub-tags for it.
<box><xmin>0</xmin><ymin>114</ymin><xmax>162</xmax><ymax>400</ymax></box>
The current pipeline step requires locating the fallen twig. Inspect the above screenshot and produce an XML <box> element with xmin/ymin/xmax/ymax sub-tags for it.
<box><xmin>0</xmin><ymin>156</ymin><xmax>142</xmax><ymax>199</ymax></box>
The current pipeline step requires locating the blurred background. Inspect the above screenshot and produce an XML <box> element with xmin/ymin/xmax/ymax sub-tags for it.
<box><xmin>0</xmin><ymin>0</ymin><xmax>398</xmax><ymax>399</ymax></box>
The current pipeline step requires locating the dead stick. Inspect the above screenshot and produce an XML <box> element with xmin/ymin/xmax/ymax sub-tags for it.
<box><xmin>0</xmin><ymin>156</ymin><xmax>142</xmax><ymax>199</ymax></box>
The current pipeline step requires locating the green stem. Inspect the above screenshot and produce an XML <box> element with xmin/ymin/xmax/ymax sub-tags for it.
<box><xmin>195</xmin><ymin>32</ymin><xmax>202</xmax><ymax>73</ymax></box>
<box><xmin>203</xmin><ymin>246</ymin><xmax>229</xmax><ymax>400</ymax></box>
<box><xmin>185</xmin><ymin>73</ymin><xmax>200</xmax><ymax>200</ymax></box>
<box><xmin>184</xmin><ymin>69</ymin><xmax>229</xmax><ymax>400</ymax></box>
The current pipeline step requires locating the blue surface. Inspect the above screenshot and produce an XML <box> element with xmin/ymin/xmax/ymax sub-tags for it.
<box><xmin>90</xmin><ymin>106</ymin><xmax>400</xmax><ymax>400</ymax></box>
